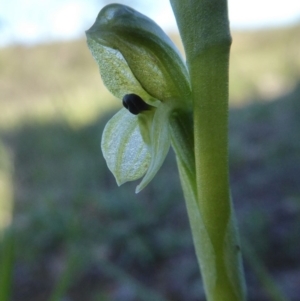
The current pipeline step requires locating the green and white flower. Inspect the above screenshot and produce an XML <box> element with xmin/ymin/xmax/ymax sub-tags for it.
<box><xmin>86</xmin><ymin>4</ymin><xmax>191</xmax><ymax>192</ymax></box>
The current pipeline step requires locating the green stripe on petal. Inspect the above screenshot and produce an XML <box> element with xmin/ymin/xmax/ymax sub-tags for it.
<box><xmin>101</xmin><ymin>108</ymin><xmax>151</xmax><ymax>185</ymax></box>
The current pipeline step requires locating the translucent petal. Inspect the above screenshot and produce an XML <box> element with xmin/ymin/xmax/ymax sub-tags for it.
<box><xmin>86</xmin><ymin>4</ymin><xmax>191</xmax><ymax>105</ymax></box>
<box><xmin>101</xmin><ymin>108</ymin><xmax>151</xmax><ymax>185</ymax></box>
<box><xmin>87</xmin><ymin>39</ymin><xmax>157</xmax><ymax>105</ymax></box>
<box><xmin>136</xmin><ymin>105</ymin><xmax>171</xmax><ymax>193</ymax></box>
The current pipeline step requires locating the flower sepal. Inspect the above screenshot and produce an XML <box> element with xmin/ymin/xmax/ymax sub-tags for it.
<box><xmin>86</xmin><ymin>3</ymin><xmax>190</xmax><ymax>106</ymax></box>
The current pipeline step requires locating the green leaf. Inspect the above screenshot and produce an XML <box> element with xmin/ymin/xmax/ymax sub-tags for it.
<box><xmin>101</xmin><ymin>108</ymin><xmax>151</xmax><ymax>185</ymax></box>
<box><xmin>86</xmin><ymin>4</ymin><xmax>190</xmax><ymax>105</ymax></box>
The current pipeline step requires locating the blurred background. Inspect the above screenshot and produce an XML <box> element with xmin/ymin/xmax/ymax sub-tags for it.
<box><xmin>0</xmin><ymin>0</ymin><xmax>300</xmax><ymax>300</ymax></box>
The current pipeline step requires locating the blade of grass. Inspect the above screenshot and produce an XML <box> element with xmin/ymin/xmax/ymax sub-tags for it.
<box><xmin>47</xmin><ymin>251</ymin><xmax>81</xmax><ymax>301</ymax></box>
<box><xmin>98</xmin><ymin>258</ymin><xmax>170</xmax><ymax>301</ymax></box>
<box><xmin>0</xmin><ymin>229</ymin><xmax>15</xmax><ymax>301</ymax></box>
<box><xmin>243</xmin><ymin>239</ymin><xmax>290</xmax><ymax>301</ymax></box>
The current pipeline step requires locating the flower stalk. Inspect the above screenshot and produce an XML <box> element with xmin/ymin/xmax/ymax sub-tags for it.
<box><xmin>170</xmin><ymin>0</ymin><xmax>246</xmax><ymax>300</ymax></box>
<box><xmin>86</xmin><ymin>1</ymin><xmax>246</xmax><ymax>300</ymax></box>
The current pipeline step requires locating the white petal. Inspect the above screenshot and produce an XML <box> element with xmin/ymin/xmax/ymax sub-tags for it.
<box><xmin>101</xmin><ymin>108</ymin><xmax>151</xmax><ymax>185</ymax></box>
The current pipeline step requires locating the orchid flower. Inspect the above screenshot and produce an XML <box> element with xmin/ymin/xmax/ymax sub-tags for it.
<box><xmin>86</xmin><ymin>4</ymin><xmax>191</xmax><ymax>193</ymax></box>
<box><xmin>86</xmin><ymin>2</ymin><xmax>247</xmax><ymax>300</ymax></box>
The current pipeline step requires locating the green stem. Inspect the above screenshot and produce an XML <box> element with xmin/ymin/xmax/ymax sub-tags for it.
<box><xmin>170</xmin><ymin>1</ymin><xmax>246</xmax><ymax>300</ymax></box>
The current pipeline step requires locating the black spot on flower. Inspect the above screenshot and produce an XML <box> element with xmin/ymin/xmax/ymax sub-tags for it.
<box><xmin>122</xmin><ymin>94</ymin><xmax>151</xmax><ymax>115</ymax></box>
